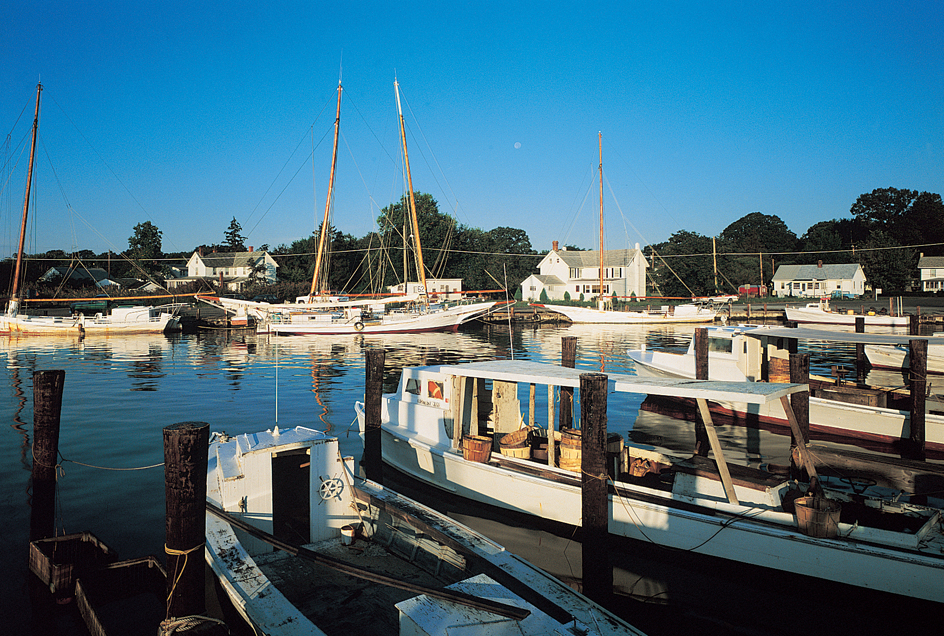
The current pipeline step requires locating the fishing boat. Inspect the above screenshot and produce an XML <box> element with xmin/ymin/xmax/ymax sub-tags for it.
<box><xmin>627</xmin><ymin>325</ymin><xmax>944</xmax><ymax>454</ymax></box>
<box><xmin>354</xmin><ymin>360</ymin><xmax>944</xmax><ymax>603</ymax></box>
<box><xmin>205</xmin><ymin>425</ymin><xmax>645</xmax><ymax>636</ymax></box>
<box><xmin>784</xmin><ymin>297</ymin><xmax>909</xmax><ymax>326</ymax></box>
<box><xmin>536</xmin><ymin>134</ymin><xmax>715</xmax><ymax>325</ymax></box>
<box><xmin>1</xmin><ymin>83</ymin><xmax>183</xmax><ymax>336</ymax></box>
<box><xmin>865</xmin><ymin>334</ymin><xmax>944</xmax><ymax>374</ymax></box>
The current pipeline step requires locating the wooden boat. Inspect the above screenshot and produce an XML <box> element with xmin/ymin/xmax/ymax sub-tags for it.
<box><xmin>1</xmin><ymin>83</ymin><xmax>183</xmax><ymax>336</ymax></box>
<box><xmin>205</xmin><ymin>80</ymin><xmax>500</xmax><ymax>336</ymax></box>
<box><xmin>205</xmin><ymin>425</ymin><xmax>645</xmax><ymax>636</ymax></box>
<box><xmin>537</xmin><ymin>134</ymin><xmax>715</xmax><ymax>325</ymax></box>
<box><xmin>354</xmin><ymin>360</ymin><xmax>944</xmax><ymax>603</ymax></box>
<box><xmin>865</xmin><ymin>334</ymin><xmax>944</xmax><ymax>374</ymax></box>
<box><xmin>784</xmin><ymin>297</ymin><xmax>909</xmax><ymax>326</ymax></box>
<box><xmin>627</xmin><ymin>325</ymin><xmax>944</xmax><ymax>454</ymax></box>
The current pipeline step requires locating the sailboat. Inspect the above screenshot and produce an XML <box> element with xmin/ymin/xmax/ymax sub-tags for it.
<box><xmin>534</xmin><ymin>133</ymin><xmax>715</xmax><ymax>325</ymax></box>
<box><xmin>218</xmin><ymin>79</ymin><xmax>501</xmax><ymax>335</ymax></box>
<box><xmin>0</xmin><ymin>83</ymin><xmax>182</xmax><ymax>336</ymax></box>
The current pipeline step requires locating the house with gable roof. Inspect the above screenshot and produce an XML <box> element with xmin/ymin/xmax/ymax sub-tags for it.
<box><xmin>519</xmin><ymin>241</ymin><xmax>647</xmax><ymax>302</ymax></box>
<box><xmin>770</xmin><ymin>261</ymin><xmax>866</xmax><ymax>298</ymax></box>
<box><xmin>917</xmin><ymin>254</ymin><xmax>944</xmax><ymax>292</ymax></box>
<box><xmin>166</xmin><ymin>249</ymin><xmax>277</xmax><ymax>291</ymax></box>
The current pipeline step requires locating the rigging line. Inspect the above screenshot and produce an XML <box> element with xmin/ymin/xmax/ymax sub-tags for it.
<box><xmin>0</xmin><ymin>129</ymin><xmax>31</xmax><ymax>201</ymax></box>
<box><xmin>46</xmin><ymin>94</ymin><xmax>173</xmax><ymax>248</ymax></box>
<box><xmin>560</xmin><ymin>164</ymin><xmax>597</xmax><ymax>248</ymax></box>
<box><xmin>339</xmin><ymin>129</ymin><xmax>390</xmax><ymax>228</ymax></box>
<box><xmin>606</xmin><ymin>141</ymin><xmax>686</xmax><ymax>233</ymax></box>
<box><xmin>243</xmin><ymin>94</ymin><xmax>333</xmax><ymax>230</ymax></box>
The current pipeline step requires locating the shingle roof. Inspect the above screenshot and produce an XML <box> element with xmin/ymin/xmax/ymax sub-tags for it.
<box><xmin>771</xmin><ymin>263</ymin><xmax>863</xmax><ymax>281</ymax></box>
<box><xmin>918</xmin><ymin>256</ymin><xmax>944</xmax><ymax>269</ymax></box>
<box><xmin>531</xmin><ymin>274</ymin><xmax>565</xmax><ymax>285</ymax></box>
<box><xmin>555</xmin><ymin>248</ymin><xmax>642</xmax><ymax>268</ymax></box>
<box><xmin>196</xmin><ymin>251</ymin><xmax>269</xmax><ymax>267</ymax></box>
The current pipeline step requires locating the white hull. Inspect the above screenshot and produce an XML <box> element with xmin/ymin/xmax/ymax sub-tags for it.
<box><xmin>785</xmin><ymin>305</ymin><xmax>909</xmax><ymax>326</ymax></box>
<box><xmin>865</xmin><ymin>343</ymin><xmax>944</xmax><ymax>374</ymax></box>
<box><xmin>205</xmin><ymin>426</ymin><xmax>643</xmax><ymax>636</ymax></box>
<box><xmin>628</xmin><ymin>333</ymin><xmax>944</xmax><ymax>453</ymax></box>
<box><xmin>536</xmin><ymin>303</ymin><xmax>716</xmax><ymax>324</ymax></box>
<box><xmin>264</xmin><ymin>301</ymin><xmax>499</xmax><ymax>335</ymax></box>
<box><xmin>0</xmin><ymin>305</ymin><xmax>181</xmax><ymax>335</ymax></box>
<box><xmin>356</xmin><ymin>361</ymin><xmax>944</xmax><ymax>603</ymax></box>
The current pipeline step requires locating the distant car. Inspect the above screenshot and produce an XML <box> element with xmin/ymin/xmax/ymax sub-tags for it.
<box><xmin>831</xmin><ymin>291</ymin><xmax>856</xmax><ymax>300</ymax></box>
<box><xmin>251</xmin><ymin>294</ymin><xmax>280</xmax><ymax>304</ymax></box>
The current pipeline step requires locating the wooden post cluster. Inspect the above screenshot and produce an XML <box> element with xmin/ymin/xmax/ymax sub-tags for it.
<box><xmin>30</xmin><ymin>370</ymin><xmax>65</xmax><ymax>542</ymax></box>
<box><xmin>910</xmin><ymin>313</ymin><xmax>920</xmax><ymax>337</ymax></box>
<box><xmin>579</xmin><ymin>372</ymin><xmax>612</xmax><ymax>604</ymax></box>
<box><xmin>855</xmin><ymin>316</ymin><xmax>867</xmax><ymax>381</ymax></box>
<box><xmin>789</xmin><ymin>353</ymin><xmax>810</xmax><ymax>478</ymax></box>
<box><xmin>163</xmin><ymin>421</ymin><xmax>209</xmax><ymax>620</ymax></box>
<box><xmin>364</xmin><ymin>349</ymin><xmax>386</xmax><ymax>483</ymax></box>
<box><xmin>693</xmin><ymin>328</ymin><xmax>710</xmax><ymax>456</ymax></box>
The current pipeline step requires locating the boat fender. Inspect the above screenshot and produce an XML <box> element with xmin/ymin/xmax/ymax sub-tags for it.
<box><xmin>354</xmin><ymin>321</ymin><xmax>365</xmax><ymax>331</ymax></box>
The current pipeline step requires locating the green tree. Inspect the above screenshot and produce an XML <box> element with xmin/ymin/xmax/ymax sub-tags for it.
<box><xmin>851</xmin><ymin>188</ymin><xmax>944</xmax><ymax>254</ymax></box>
<box><xmin>224</xmin><ymin>217</ymin><xmax>247</xmax><ymax>252</ymax></box>
<box><xmin>128</xmin><ymin>221</ymin><xmax>163</xmax><ymax>278</ymax></box>
<box><xmin>648</xmin><ymin>230</ymin><xmax>714</xmax><ymax>297</ymax></box>
<box><xmin>376</xmin><ymin>192</ymin><xmax>458</xmax><ymax>287</ymax></box>
<box><xmin>855</xmin><ymin>230</ymin><xmax>914</xmax><ymax>293</ymax></box>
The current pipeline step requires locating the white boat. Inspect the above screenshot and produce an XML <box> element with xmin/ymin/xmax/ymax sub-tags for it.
<box><xmin>205</xmin><ymin>425</ymin><xmax>645</xmax><ymax>636</ymax></box>
<box><xmin>355</xmin><ymin>360</ymin><xmax>944</xmax><ymax>603</ymax></box>
<box><xmin>1</xmin><ymin>84</ymin><xmax>183</xmax><ymax>336</ymax></box>
<box><xmin>627</xmin><ymin>325</ymin><xmax>944</xmax><ymax>454</ymax></box>
<box><xmin>785</xmin><ymin>297</ymin><xmax>909</xmax><ymax>326</ymax></box>
<box><xmin>865</xmin><ymin>334</ymin><xmax>944</xmax><ymax>374</ymax></box>
<box><xmin>535</xmin><ymin>302</ymin><xmax>716</xmax><ymax>324</ymax></box>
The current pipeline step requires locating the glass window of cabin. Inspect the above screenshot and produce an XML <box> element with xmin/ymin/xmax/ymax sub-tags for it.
<box><xmin>405</xmin><ymin>378</ymin><xmax>421</xmax><ymax>395</ymax></box>
<box><xmin>708</xmin><ymin>337</ymin><xmax>733</xmax><ymax>354</ymax></box>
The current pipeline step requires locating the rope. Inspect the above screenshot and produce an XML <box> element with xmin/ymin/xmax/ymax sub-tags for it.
<box><xmin>159</xmin><ymin>614</ymin><xmax>229</xmax><ymax>635</ymax></box>
<box><xmin>164</xmin><ymin>542</ymin><xmax>206</xmax><ymax>620</ymax></box>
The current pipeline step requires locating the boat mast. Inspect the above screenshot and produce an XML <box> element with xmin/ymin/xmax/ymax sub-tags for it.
<box><xmin>598</xmin><ymin>132</ymin><xmax>605</xmax><ymax>311</ymax></box>
<box><xmin>9</xmin><ymin>82</ymin><xmax>42</xmax><ymax>315</ymax></box>
<box><xmin>713</xmin><ymin>236</ymin><xmax>719</xmax><ymax>294</ymax></box>
<box><xmin>308</xmin><ymin>80</ymin><xmax>342</xmax><ymax>300</ymax></box>
<box><xmin>395</xmin><ymin>79</ymin><xmax>427</xmax><ymax>300</ymax></box>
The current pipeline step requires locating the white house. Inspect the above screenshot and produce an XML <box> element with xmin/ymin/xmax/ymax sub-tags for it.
<box><xmin>388</xmin><ymin>278</ymin><xmax>463</xmax><ymax>301</ymax></box>
<box><xmin>38</xmin><ymin>266</ymin><xmax>123</xmax><ymax>288</ymax></box>
<box><xmin>166</xmin><ymin>249</ymin><xmax>278</xmax><ymax>292</ymax></box>
<box><xmin>770</xmin><ymin>262</ymin><xmax>866</xmax><ymax>298</ymax></box>
<box><xmin>917</xmin><ymin>254</ymin><xmax>944</xmax><ymax>292</ymax></box>
<box><xmin>520</xmin><ymin>241</ymin><xmax>647</xmax><ymax>302</ymax></box>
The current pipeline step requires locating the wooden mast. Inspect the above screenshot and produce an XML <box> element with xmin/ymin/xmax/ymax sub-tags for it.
<box><xmin>395</xmin><ymin>79</ymin><xmax>427</xmax><ymax>300</ymax></box>
<box><xmin>308</xmin><ymin>80</ymin><xmax>342</xmax><ymax>300</ymax></box>
<box><xmin>598</xmin><ymin>132</ymin><xmax>605</xmax><ymax>310</ymax></box>
<box><xmin>9</xmin><ymin>82</ymin><xmax>42</xmax><ymax>315</ymax></box>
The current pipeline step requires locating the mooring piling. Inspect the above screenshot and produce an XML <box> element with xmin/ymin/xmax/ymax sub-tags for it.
<box><xmin>579</xmin><ymin>372</ymin><xmax>612</xmax><ymax>605</ymax></box>
<box><xmin>907</xmin><ymin>339</ymin><xmax>927</xmax><ymax>462</ymax></box>
<box><xmin>30</xmin><ymin>370</ymin><xmax>65</xmax><ymax>542</ymax></box>
<box><xmin>789</xmin><ymin>353</ymin><xmax>810</xmax><ymax>479</ymax></box>
<box><xmin>364</xmin><ymin>348</ymin><xmax>386</xmax><ymax>483</ymax></box>
<box><xmin>163</xmin><ymin>421</ymin><xmax>209</xmax><ymax>620</ymax></box>
<box><xmin>694</xmin><ymin>328</ymin><xmax>710</xmax><ymax>456</ymax></box>
<box><xmin>559</xmin><ymin>337</ymin><xmax>576</xmax><ymax>430</ymax></box>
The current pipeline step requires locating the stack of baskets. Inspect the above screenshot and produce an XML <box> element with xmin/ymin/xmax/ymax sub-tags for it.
<box><xmin>499</xmin><ymin>427</ymin><xmax>533</xmax><ymax>459</ymax></box>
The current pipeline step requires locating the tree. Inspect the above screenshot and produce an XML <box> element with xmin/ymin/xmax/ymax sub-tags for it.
<box><xmin>850</xmin><ymin>188</ymin><xmax>944</xmax><ymax>254</ymax></box>
<box><xmin>224</xmin><ymin>217</ymin><xmax>247</xmax><ymax>252</ymax></box>
<box><xmin>376</xmin><ymin>192</ymin><xmax>458</xmax><ymax>287</ymax></box>
<box><xmin>855</xmin><ymin>230</ymin><xmax>915</xmax><ymax>293</ymax></box>
<box><xmin>648</xmin><ymin>230</ymin><xmax>715</xmax><ymax>297</ymax></box>
<box><xmin>128</xmin><ymin>221</ymin><xmax>163</xmax><ymax>278</ymax></box>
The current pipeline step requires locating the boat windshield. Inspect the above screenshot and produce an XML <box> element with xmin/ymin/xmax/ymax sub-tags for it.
<box><xmin>708</xmin><ymin>337</ymin><xmax>733</xmax><ymax>354</ymax></box>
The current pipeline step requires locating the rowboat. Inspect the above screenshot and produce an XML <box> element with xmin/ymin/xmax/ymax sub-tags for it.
<box><xmin>205</xmin><ymin>425</ymin><xmax>645</xmax><ymax>635</ymax></box>
<box><xmin>355</xmin><ymin>360</ymin><xmax>944</xmax><ymax>602</ymax></box>
<box><xmin>784</xmin><ymin>297</ymin><xmax>909</xmax><ymax>326</ymax></box>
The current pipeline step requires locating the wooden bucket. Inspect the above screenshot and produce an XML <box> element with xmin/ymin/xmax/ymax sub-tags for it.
<box><xmin>558</xmin><ymin>456</ymin><xmax>581</xmax><ymax>473</ymax></box>
<box><xmin>500</xmin><ymin>443</ymin><xmax>531</xmax><ymax>459</ymax></box>
<box><xmin>560</xmin><ymin>445</ymin><xmax>582</xmax><ymax>459</ymax></box>
<box><xmin>560</xmin><ymin>428</ymin><xmax>581</xmax><ymax>448</ymax></box>
<box><xmin>794</xmin><ymin>497</ymin><xmax>841</xmax><ymax>538</ymax></box>
<box><xmin>500</xmin><ymin>427</ymin><xmax>532</xmax><ymax>447</ymax></box>
<box><xmin>607</xmin><ymin>432</ymin><xmax>624</xmax><ymax>454</ymax></box>
<box><xmin>462</xmin><ymin>435</ymin><xmax>493</xmax><ymax>463</ymax></box>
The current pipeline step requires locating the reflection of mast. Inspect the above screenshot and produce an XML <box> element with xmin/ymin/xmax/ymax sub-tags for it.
<box><xmin>309</xmin><ymin>80</ymin><xmax>342</xmax><ymax>300</ymax></box>
<box><xmin>394</xmin><ymin>79</ymin><xmax>427</xmax><ymax>300</ymax></box>
<box><xmin>9</xmin><ymin>82</ymin><xmax>42</xmax><ymax>316</ymax></box>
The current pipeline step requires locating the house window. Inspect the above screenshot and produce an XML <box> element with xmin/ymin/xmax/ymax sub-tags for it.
<box><xmin>932</xmin><ymin>269</ymin><xmax>937</xmax><ymax>277</ymax></box>
<box><xmin>570</xmin><ymin>268</ymin><xmax>580</xmax><ymax>279</ymax></box>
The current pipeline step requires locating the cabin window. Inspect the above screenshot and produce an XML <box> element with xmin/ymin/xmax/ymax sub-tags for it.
<box><xmin>708</xmin><ymin>338</ymin><xmax>733</xmax><ymax>354</ymax></box>
<box><xmin>405</xmin><ymin>378</ymin><xmax>421</xmax><ymax>395</ymax></box>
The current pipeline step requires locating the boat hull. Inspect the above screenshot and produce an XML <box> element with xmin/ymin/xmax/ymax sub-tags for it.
<box><xmin>865</xmin><ymin>344</ymin><xmax>944</xmax><ymax>374</ymax></box>
<box><xmin>784</xmin><ymin>306</ymin><xmax>909</xmax><ymax>326</ymax></box>
<box><xmin>535</xmin><ymin>303</ymin><xmax>716</xmax><ymax>324</ymax></box>
<box><xmin>264</xmin><ymin>301</ymin><xmax>498</xmax><ymax>335</ymax></box>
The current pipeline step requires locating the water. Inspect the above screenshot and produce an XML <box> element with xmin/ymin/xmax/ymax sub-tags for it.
<box><xmin>0</xmin><ymin>323</ymin><xmax>932</xmax><ymax>634</ymax></box>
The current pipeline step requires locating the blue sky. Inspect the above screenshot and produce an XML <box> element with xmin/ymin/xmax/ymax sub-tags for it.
<box><xmin>2</xmin><ymin>2</ymin><xmax>942</xmax><ymax>260</ymax></box>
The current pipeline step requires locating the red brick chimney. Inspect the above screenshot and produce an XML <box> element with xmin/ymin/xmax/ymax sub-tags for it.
<box><xmin>817</xmin><ymin>260</ymin><xmax>823</xmax><ymax>268</ymax></box>
<box><xmin>553</xmin><ymin>240</ymin><xmax>559</xmax><ymax>252</ymax></box>
<box><xmin>248</xmin><ymin>246</ymin><xmax>253</xmax><ymax>253</ymax></box>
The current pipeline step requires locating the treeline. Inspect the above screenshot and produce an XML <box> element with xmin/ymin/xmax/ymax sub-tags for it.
<box><xmin>648</xmin><ymin>188</ymin><xmax>944</xmax><ymax>297</ymax></box>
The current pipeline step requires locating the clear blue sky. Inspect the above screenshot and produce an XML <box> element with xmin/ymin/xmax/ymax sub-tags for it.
<box><xmin>2</xmin><ymin>2</ymin><xmax>942</xmax><ymax>260</ymax></box>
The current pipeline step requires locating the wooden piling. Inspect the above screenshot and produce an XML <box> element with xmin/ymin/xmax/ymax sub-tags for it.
<box><xmin>789</xmin><ymin>353</ymin><xmax>810</xmax><ymax>478</ymax></box>
<box><xmin>163</xmin><ymin>421</ymin><xmax>209</xmax><ymax>620</ymax></box>
<box><xmin>30</xmin><ymin>370</ymin><xmax>65</xmax><ymax>542</ymax></box>
<box><xmin>906</xmin><ymin>339</ymin><xmax>927</xmax><ymax>461</ymax></box>
<box><xmin>364</xmin><ymin>349</ymin><xmax>386</xmax><ymax>483</ymax></box>
<box><xmin>693</xmin><ymin>328</ymin><xmax>710</xmax><ymax>456</ymax></box>
<box><xmin>855</xmin><ymin>317</ymin><xmax>867</xmax><ymax>381</ymax></box>
<box><xmin>560</xmin><ymin>337</ymin><xmax>576</xmax><ymax>429</ymax></box>
<box><xmin>910</xmin><ymin>313</ymin><xmax>920</xmax><ymax>336</ymax></box>
<box><xmin>579</xmin><ymin>372</ymin><xmax>612</xmax><ymax>604</ymax></box>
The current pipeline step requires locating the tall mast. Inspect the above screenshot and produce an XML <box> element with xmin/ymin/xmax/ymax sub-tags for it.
<box><xmin>713</xmin><ymin>236</ymin><xmax>718</xmax><ymax>293</ymax></box>
<box><xmin>309</xmin><ymin>80</ymin><xmax>342</xmax><ymax>299</ymax></box>
<box><xmin>395</xmin><ymin>79</ymin><xmax>427</xmax><ymax>299</ymax></box>
<box><xmin>598</xmin><ymin>132</ymin><xmax>605</xmax><ymax>310</ymax></box>
<box><xmin>9</xmin><ymin>82</ymin><xmax>42</xmax><ymax>314</ymax></box>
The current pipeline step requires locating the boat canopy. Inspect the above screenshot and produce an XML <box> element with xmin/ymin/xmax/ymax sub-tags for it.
<box><xmin>432</xmin><ymin>360</ymin><xmax>805</xmax><ymax>404</ymax></box>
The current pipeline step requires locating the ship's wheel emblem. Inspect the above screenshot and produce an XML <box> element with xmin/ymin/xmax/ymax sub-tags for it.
<box><xmin>318</xmin><ymin>475</ymin><xmax>344</xmax><ymax>502</ymax></box>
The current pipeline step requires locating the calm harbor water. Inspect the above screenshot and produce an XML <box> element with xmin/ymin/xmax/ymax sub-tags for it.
<box><xmin>0</xmin><ymin>322</ymin><xmax>934</xmax><ymax>635</ymax></box>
